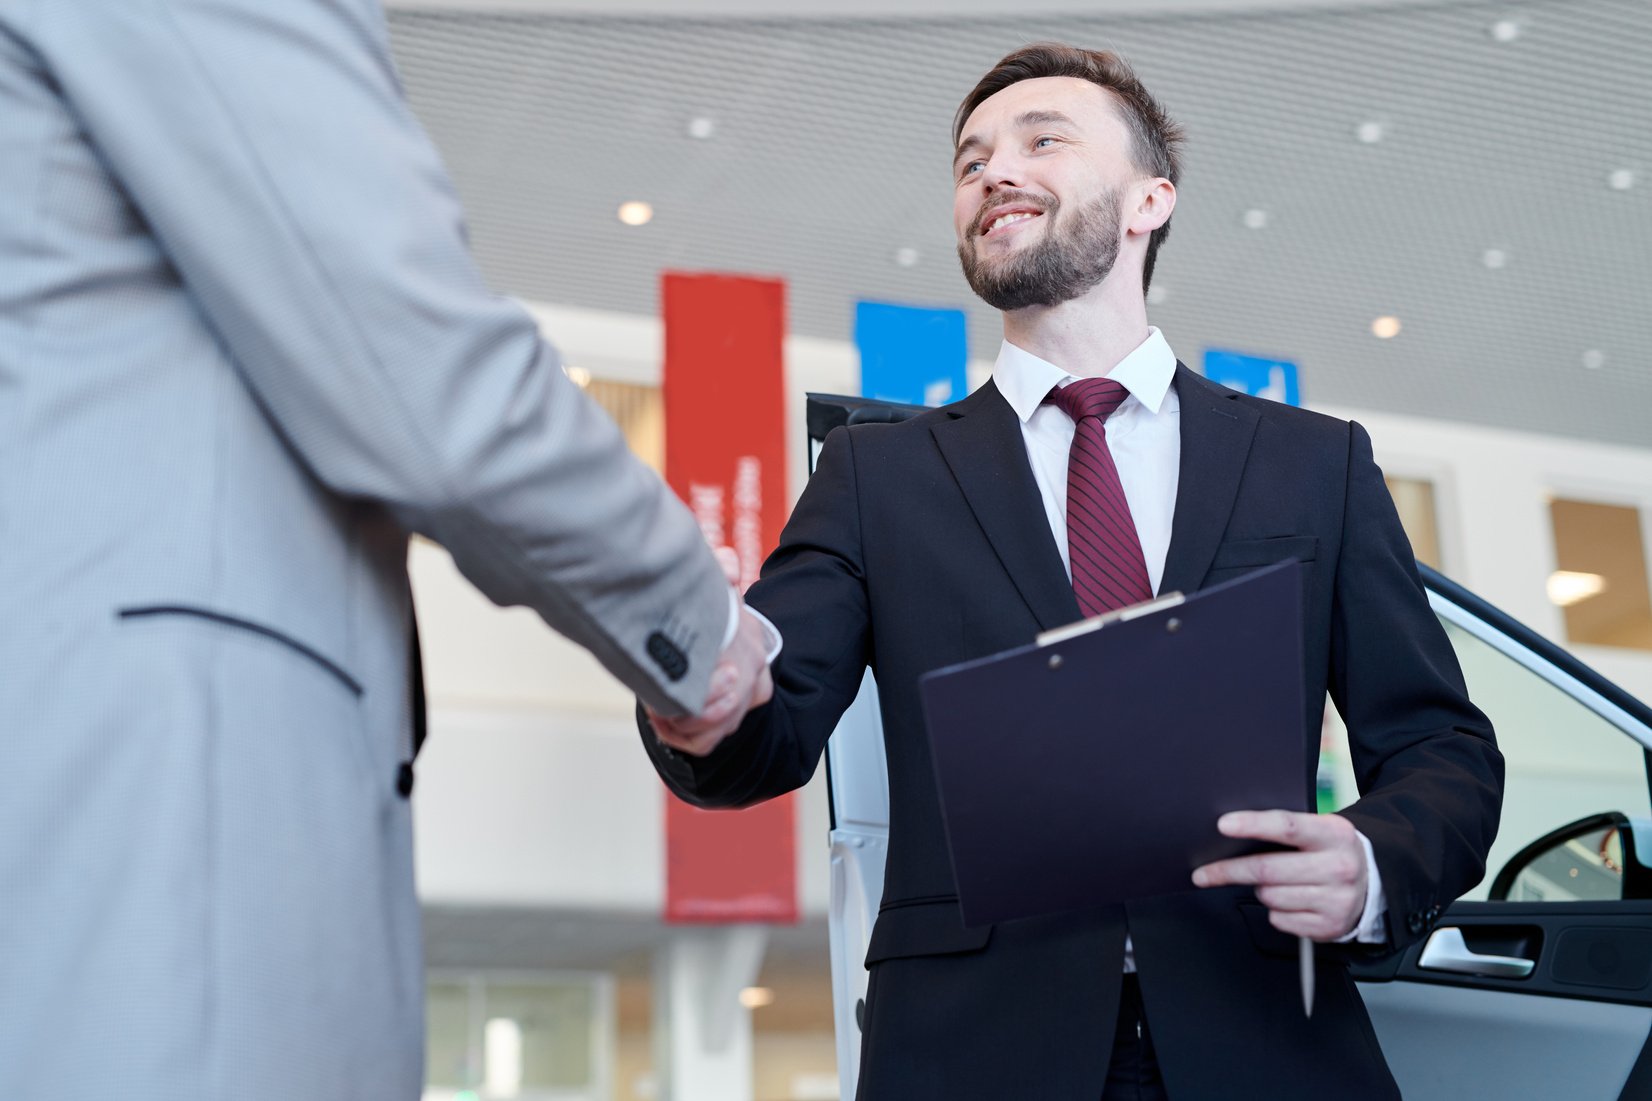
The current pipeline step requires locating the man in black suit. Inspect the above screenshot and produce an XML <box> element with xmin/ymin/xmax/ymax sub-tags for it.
<box><xmin>643</xmin><ymin>43</ymin><xmax>1502</xmax><ymax>1100</ymax></box>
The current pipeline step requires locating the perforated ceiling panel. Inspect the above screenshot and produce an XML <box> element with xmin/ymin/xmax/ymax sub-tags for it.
<box><xmin>387</xmin><ymin>1</ymin><xmax>1651</xmax><ymax>446</ymax></box>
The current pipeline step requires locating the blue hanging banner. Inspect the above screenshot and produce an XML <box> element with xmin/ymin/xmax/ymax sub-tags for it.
<box><xmin>1203</xmin><ymin>349</ymin><xmax>1301</xmax><ymax>406</ymax></box>
<box><xmin>855</xmin><ymin>301</ymin><xmax>968</xmax><ymax>407</ymax></box>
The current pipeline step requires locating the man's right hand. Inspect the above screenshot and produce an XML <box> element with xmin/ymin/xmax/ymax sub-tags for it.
<box><xmin>646</xmin><ymin>604</ymin><xmax>774</xmax><ymax>756</ymax></box>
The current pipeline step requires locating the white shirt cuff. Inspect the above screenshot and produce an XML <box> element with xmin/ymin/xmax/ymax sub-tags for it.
<box><xmin>747</xmin><ymin>605</ymin><xmax>784</xmax><ymax>663</ymax></box>
<box><xmin>720</xmin><ymin>587</ymin><xmax>742</xmax><ymax>650</ymax></box>
<box><xmin>1336</xmin><ymin>829</ymin><xmax>1388</xmax><ymax>944</ymax></box>
<box><xmin>718</xmin><ymin>589</ymin><xmax>783</xmax><ymax>665</ymax></box>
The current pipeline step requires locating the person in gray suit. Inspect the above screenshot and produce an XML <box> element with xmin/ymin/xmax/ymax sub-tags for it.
<box><xmin>0</xmin><ymin>0</ymin><xmax>773</xmax><ymax>1096</ymax></box>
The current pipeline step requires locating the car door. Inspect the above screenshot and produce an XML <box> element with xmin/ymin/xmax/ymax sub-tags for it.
<box><xmin>1349</xmin><ymin>568</ymin><xmax>1652</xmax><ymax>1100</ymax></box>
<box><xmin>807</xmin><ymin>395</ymin><xmax>914</xmax><ymax>1095</ymax></box>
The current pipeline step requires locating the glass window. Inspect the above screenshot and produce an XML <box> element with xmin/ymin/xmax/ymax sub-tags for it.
<box><xmin>486</xmin><ymin>981</ymin><xmax>598</xmax><ymax>1092</ymax></box>
<box><xmin>583</xmin><ymin>378</ymin><xmax>665</xmax><ymax>475</ymax></box>
<box><xmin>424</xmin><ymin>973</ymin><xmax>610</xmax><ymax>1101</ymax></box>
<box><xmin>1441</xmin><ymin>620</ymin><xmax>1650</xmax><ymax>899</ymax></box>
<box><xmin>1500</xmin><ymin>817</ymin><xmax>1626</xmax><ymax>903</ymax></box>
<box><xmin>1384</xmin><ymin>476</ymin><xmax>1442</xmax><ymax>570</ymax></box>
<box><xmin>1548</xmin><ymin>498</ymin><xmax>1652</xmax><ymax>651</ymax></box>
<box><xmin>425</xmin><ymin>980</ymin><xmax>475</xmax><ymax>1091</ymax></box>
<box><xmin>1320</xmin><ymin>617</ymin><xmax>1651</xmax><ymax>902</ymax></box>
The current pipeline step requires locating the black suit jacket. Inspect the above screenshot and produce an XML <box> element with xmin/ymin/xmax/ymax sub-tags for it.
<box><xmin>644</xmin><ymin>367</ymin><xmax>1503</xmax><ymax>1100</ymax></box>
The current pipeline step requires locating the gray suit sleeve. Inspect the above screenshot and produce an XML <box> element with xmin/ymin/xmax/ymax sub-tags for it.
<box><xmin>32</xmin><ymin>0</ymin><xmax>730</xmax><ymax>715</ymax></box>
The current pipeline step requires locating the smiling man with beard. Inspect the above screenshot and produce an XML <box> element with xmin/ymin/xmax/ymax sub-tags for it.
<box><xmin>957</xmin><ymin>175</ymin><xmax>1126</xmax><ymax>311</ymax></box>
<box><xmin>642</xmin><ymin>43</ymin><xmax>1502</xmax><ymax>1100</ymax></box>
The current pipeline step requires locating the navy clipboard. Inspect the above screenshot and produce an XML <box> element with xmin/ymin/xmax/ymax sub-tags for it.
<box><xmin>919</xmin><ymin>559</ymin><xmax>1309</xmax><ymax>927</ymax></box>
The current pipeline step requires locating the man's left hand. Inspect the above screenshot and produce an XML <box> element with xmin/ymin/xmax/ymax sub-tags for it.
<box><xmin>1191</xmin><ymin>810</ymin><xmax>1367</xmax><ymax>941</ymax></box>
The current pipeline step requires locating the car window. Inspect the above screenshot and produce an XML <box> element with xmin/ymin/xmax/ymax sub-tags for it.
<box><xmin>1319</xmin><ymin>619</ymin><xmax>1652</xmax><ymax>902</ymax></box>
<box><xmin>1499</xmin><ymin>818</ymin><xmax>1626</xmax><ymax>903</ymax></box>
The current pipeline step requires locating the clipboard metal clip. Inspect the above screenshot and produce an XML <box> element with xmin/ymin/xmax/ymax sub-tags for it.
<box><xmin>1035</xmin><ymin>591</ymin><xmax>1187</xmax><ymax>648</ymax></box>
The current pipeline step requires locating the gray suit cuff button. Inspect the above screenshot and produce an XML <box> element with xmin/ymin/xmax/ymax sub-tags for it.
<box><xmin>646</xmin><ymin>631</ymin><xmax>689</xmax><ymax>681</ymax></box>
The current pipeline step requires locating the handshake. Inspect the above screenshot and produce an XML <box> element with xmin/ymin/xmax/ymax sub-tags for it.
<box><xmin>645</xmin><ymin>547</ymin><xmax>777</xmax><ymax>757</ymax></box>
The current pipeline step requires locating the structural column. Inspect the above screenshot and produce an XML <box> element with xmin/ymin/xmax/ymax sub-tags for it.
<box><xmin>652</xmin><ymin>925</ymin><xmax>768</xmax><ymax>1101</ymax></box>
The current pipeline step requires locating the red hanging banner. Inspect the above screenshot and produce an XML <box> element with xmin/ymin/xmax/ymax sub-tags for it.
<box><xmin>661</xmin><ymin>271</ymin><xmax>796</xmax><ymax>924</ymax></box>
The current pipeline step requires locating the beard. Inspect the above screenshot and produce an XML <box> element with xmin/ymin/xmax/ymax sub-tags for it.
<box><xmin>957</xmin><ymin>186</ymin><xmax>1125</xmax><ymax>311</ymax></box>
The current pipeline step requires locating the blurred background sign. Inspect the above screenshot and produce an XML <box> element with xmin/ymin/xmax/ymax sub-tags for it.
<box><xmin>1204</xmin><ymin>349</ymin><xmax>1302</xmax><ymax>406</ymax></box>
<box><xmin>661</xmin><ymin>271</ymin><xmax>798</xmax><ymax>925</ymax></box>
<box><xmin>855</xmin><ymin>301</ymin><xmax>968</xmax><ymax>407</ymax></box>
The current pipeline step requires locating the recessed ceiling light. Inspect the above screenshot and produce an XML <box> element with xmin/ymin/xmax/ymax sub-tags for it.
<box><xmin>617</xmin><ymin>201</ymin><xmax>654</xmax><ymax>226</ymax></box>
<box><xmin>1481</xmin><ymin>248</ymin><xmax>1508</xmax><ymax>270</ymax></box>
<box><xmin>1608</xmin><ymin>168</ymin><xmax>1636</xmax><ymax>191</ymax></box>
<box><xmin>1146</xmin><ymin>285</ymin><xmax>1169</xmax><ymax>306</ymax></box>
<box><xmin>563</xmin><ymin>365</ymin><xmax>592</xmax><ymax>388</ymax></box>
<box><xmin>738</xmin><ymin>987</ymin><xmax>775</xmax><ymax>1009</ymax></box>
<box><xmin>1371</xmin><ymin>316</ymin><xmax>1402</xmax><ymax>339</ymax></box>
<box><xmin>1490</xmin><ymin>18</ymin><xmax>1522</xmax><ymax>42</ymax></box>
<box><xmin>687</xmin><ymin>116</ymin><xmax>716</xmax><ymax>140</ymax></box>
<box><xmin>1356</xmin><ymin>122</ymin><xmax>1385</xmax><ymax>145</ymax></box>
<box><xmin>894</xmin><ymin>247</ymin><xmax>920</xmax><ymax>268</ymax></box>
<box><xmin>1242</xmin><ymin>208</ymin><xmax>1269</xmax><ymax>230</ymax></box>
<box><xmin>1548</xmin><ymin>570</ymin><xmax>1607</xmax><ymax>607</ymax></box>
<box><xmin>1582</xmin><ymin>349</ymin><xmax>1607</xmax><ymax>370</ymax></box>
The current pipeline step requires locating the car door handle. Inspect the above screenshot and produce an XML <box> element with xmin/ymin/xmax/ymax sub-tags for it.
<box><xmin>1417</xmin><ymin>927</ymin><xmax>1536</xmax><ymax>979</ymax></box>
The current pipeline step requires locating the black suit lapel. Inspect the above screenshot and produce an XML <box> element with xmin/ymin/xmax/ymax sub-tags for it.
<box><xmin>1161</xmin><ymin>364</ymin><xmax>1261</xmax><ymax>594</ymax></box>
<box><xmin>930</xmin><ymin>380</ymin><xmax>1082</xmax><ymax>632</ymax></box>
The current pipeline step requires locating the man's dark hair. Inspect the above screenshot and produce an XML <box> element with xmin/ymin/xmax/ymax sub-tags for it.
<box><xmin>954</xmin><ymin>43</ymin><xmax>1185</xmax><ymax>294</ymax></box>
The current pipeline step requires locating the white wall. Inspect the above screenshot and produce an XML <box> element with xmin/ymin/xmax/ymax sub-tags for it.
<box><xmin>413</xmin><ymin>301</ymin><xmax>850</xmax><ymax>912</ymax></box>
<box><xmin>411</xmin><ymin>544</ymin><xmax>834</xmax><ymax>914</ymax></box>
<box><xmin>413</xmin><ymin>302</ymin><xmax>1652</xmax><ymax>913</ymax></box>
<box><xmin>1325</xmin><ymin>403</ymin><xmax>1652</xmax><ymax>703</ymax></box>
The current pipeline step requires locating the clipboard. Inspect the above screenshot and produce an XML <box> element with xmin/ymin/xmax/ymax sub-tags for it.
<box><xmin>918</xmin><ymin>558</ymin><xmax>1309</xmax><ymax>927</ymax></box>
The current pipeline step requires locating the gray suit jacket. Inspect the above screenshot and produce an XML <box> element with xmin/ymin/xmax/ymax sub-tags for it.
<box><xmin>0</xmin><ymin>1</ymin><xmax>729</xmax><ymax>1096</ymax></box>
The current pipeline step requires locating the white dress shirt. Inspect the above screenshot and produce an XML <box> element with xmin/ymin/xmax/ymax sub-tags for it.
<box><xmin>990</xmin><ymin>329</ymin><xmax>1387</xmax><ymax>962</ymax></box>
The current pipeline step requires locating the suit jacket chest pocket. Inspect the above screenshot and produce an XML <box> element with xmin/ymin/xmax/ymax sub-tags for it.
<box><xmin>1203</xmin><ymin>535</ymin><xmax>1318</xmax><ymax>585</ymax></box>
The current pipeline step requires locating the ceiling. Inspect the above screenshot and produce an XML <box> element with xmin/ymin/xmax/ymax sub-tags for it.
<box><xmin>390</xmin><ymin>0</ymin><xmax>1448</xmax><ymax>17</ymax></box>
<box><xmin>385</xmin><ymin>0</ymin><xmax>1652</xmax><ymax>447</ymax></box>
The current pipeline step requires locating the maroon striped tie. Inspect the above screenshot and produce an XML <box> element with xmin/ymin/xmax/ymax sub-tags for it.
<box><xmin>1045</xmin><ymin>378</ymin><xmax>1154</xmax><ymax>617</ymax></box>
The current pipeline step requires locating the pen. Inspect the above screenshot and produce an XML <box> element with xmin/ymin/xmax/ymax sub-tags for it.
<box><xmin>1299</xmin><ymin>936</ymin><xmax>1315</xmax><ymax>1017</ymax></box>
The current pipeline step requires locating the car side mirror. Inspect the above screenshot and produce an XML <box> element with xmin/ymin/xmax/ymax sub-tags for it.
<box><xmin>1489</xmin><ymin>811</ymin><xmax>1652</xmax><ymax>902</ymax></box>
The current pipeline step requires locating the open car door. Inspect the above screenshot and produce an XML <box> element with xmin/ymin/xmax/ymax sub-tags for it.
<box><xmin>1350</xmin><ymin>572</ymin><xmax>1652</xmax><ymax>1099</ymax></box>
<box><xmin>808</xmin><ymin>395</ymin><xmax>919</xmax><ymax>1096</ymax></box>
